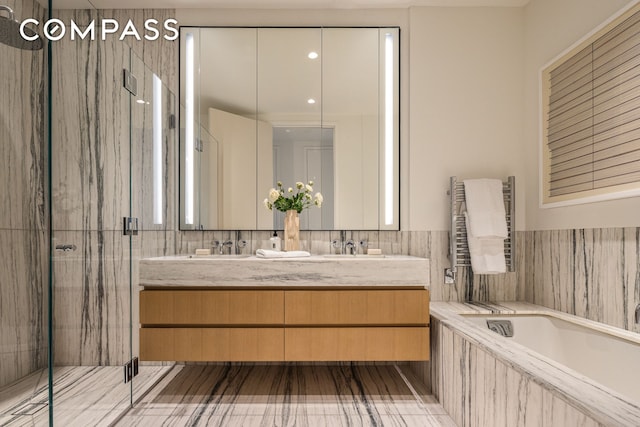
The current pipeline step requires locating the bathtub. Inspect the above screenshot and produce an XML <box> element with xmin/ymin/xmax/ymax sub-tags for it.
<box><xmin>430</xmin><ymin>302</ymin><xmax>640</xmax><ymax>427</ymax></box>
<box><xmin>463</xmin><ymin>314</ymin><xmax>640</xmax><ymax>406</ymax></box>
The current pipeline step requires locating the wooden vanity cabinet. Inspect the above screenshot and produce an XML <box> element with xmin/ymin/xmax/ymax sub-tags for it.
<box><xmin>140</xmin><ymin>289</ymin><xmax>284</xmax><ymax>325</ymax></box>
<box><xmin>284</xmin><ymin>289</ymin><xmax>429</xmax><ymax>361</ymax></box>
<box><xmin>284</xmin><ymin>289</ymin><xmax>429</xmax><ymax>325</ymax></box>
<box><xmin>139</xmin><ymin>290</ymin><xmax>284</xmax><ymax>361</ymax></box>
<box><xmin>139</xmin><ymin>288</ymin><xmax>430</xmax><ymax>362</ymax></box>
<box><xmin>140</xmin><ymin>327</ymin><xmax>284</xmax><ymax>362</ymax></box>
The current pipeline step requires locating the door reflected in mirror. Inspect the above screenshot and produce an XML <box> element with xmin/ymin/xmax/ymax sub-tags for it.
<box><xmin>179</xmin><ymin>27</ymin><xmax>399</xmax><ymax>231</ymax></box>
<box><xmin>272</xmin><ymin>126</ymin><xmax>334</xmax><ymax>230</ymax></box>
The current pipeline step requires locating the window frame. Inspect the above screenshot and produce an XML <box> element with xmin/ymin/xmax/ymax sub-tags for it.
<box><xmin>540</xmin><ymin>1</ymin><xmax>640</xmax><ymax>208</ymax></box>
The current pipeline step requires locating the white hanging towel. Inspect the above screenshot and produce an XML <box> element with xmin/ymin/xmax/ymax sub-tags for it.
<box><xmin>463</xmin><ymin>179</ymin><xmax>508</xmax><ymax>239</ymax></box>
<box><xmin>463</xmin><ymin>178</ymin><xmax>508</xmax><ymax>274</ymax></box>
<box><xmin>465</xmin><ymin>213</ymin><xmax>506</xmax><ymax>274</ymax></box>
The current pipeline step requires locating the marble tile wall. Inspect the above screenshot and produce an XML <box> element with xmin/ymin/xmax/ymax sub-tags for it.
<box><xmin>102</xmin><ymin>9</ymin><xmax>178</xmax><ymax>94</ymax></box>
<box><xmin>51</xmin><ymin>21</ymin><xmax>130</xmax><ymax>367</ymax></box>
<box><xmin>0</xmin><ymin>0</ymin><xmax>48</xmax><ymax>387</ymax></box>
<box><xmin>51</xmin><ymin>8</ymin><xmax>177</xmax><ymax>366</ymax></box>
<box><xmin>524</xmin><ymin>228</ymin><xmax>640</xmax><ymax>333</ymax></box>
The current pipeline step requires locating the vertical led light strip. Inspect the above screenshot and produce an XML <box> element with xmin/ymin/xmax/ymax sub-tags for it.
<box><xmin>153</xmin><ymin>73</ymin><xmax>163</xmax><ymax>224</ymax></box>
<box><xmin>185</xmin><ymin>32</ymin><xmax>195</xmax><ymax>225</ymax></box>
<box><xmin>384</xmin><ymin>32</ymin><xmax>394</xmax><ymax>226</ymax></box>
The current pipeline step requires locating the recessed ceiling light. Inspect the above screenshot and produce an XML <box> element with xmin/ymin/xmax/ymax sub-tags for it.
<box><xmin>307</xmin><ymin>98</ymin><xmax>316</xmax><ymax>104</ymax></box>
<box><xmin>136</xmin><ymin>99</ymin><xmax>145</xmax><ymax>104</ymax></box>
<box><xmin>308</xmin><ymin>51</ymin><xmax>318</xmax><ymax>59</ymax></box>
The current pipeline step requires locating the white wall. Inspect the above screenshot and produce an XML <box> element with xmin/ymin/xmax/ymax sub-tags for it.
<box><xmin>523</xmin><ymin>0</ymin><xmax>639</xmax><ymax>230</ymax></box>
<box><xmin>407</xmin><ymin>6</ymin><xmax>526</xmax><ymax>231</ymax></box>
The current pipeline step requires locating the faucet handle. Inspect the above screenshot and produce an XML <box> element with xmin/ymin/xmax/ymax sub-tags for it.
<box><xmin>236</xmin><ymin>239</ymin><xmax>247</xmax><ymax>249</ymax></box>
<box><xmin>331</xmin><ymin>239</ymin><xmax>342</xmax><ymax>249</ymax></box>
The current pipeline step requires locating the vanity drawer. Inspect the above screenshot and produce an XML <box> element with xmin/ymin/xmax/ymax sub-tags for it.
<box><xmin>284</xmin><ymin>327</ymin><xmax>430</xmax><ymax>361</ymax></box>
<box><xmin>140</xmin><ymin>290</ymin><xmax>284</xmax><ymax>325</ymax></box>
<box><xmin>284</xmin><ymin>289</ymin><xmax>429</xmax><ymax>325</ymax></box>
<box><xmin>140</xmin><ymin>327</ymin><xmax>284</xmax><ymax>361</ymax></box>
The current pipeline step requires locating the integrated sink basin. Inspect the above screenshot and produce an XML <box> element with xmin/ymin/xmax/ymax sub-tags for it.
<box><xmin>139</xmin><ymin>254</ymin><xmax>429</xmax><ymax>288</ymax></box>
<box><xmin>323</xmin><ymin>254</ymin><xmax>386</xmax><ymax>259</ymax></box>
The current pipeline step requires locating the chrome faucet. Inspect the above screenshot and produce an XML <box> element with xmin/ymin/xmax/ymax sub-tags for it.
<box><xmin>331</xmin><ymin>232</ymin><xmax>367</xmax><ymax>255</ymax></box>
<box><xmin>635</xmin><ymin>304</ymin><xmax>640</xmax><ymax>324</ymax></box>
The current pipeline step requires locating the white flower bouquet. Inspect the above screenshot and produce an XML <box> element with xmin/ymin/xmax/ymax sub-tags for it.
<box><xmin>263</xmin><ymin>180</ymin><xmax>323</xmax><ymax>213</ymax></box>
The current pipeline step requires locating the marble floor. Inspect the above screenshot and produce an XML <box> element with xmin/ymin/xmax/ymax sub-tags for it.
<box><xmin>0</xmin><ymin>365</ymin><xmax>170</xmax><ymax>426</ymax></box>
<box><xmin>116</xmin><ymin>364</ymin><xmax>456</xmax><ymax>427</ymax></box>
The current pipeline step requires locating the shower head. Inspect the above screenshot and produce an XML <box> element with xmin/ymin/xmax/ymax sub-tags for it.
<box><xmin>0</xmin><ymin>5</ymin><xmax>43</xmax><ymax>51</ymax></box>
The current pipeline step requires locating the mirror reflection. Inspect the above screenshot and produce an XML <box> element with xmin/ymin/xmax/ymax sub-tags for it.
<box><xmin>179</xmin><ymin>27</ymin><xmax>399</xmax><ymax>230</ymax></box>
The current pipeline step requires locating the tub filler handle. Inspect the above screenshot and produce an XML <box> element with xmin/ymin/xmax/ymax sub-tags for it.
<box><xmin>486</xmin><ymin>319</ymin><xmax>514</xmax><ymax>338</ymax></box>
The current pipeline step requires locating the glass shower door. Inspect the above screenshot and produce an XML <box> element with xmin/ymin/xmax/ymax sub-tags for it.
<box><xmin>49</xmin><ymin>5</ymin><xmax>135</xmax><ymax>424</ymax></box>
<box><xmin>49</xmin><ymin>35</ymin><xmax>176</xmax><ymax>425</ymax></box>
<box><xmin>129</xmin><ymin>49</ymin><xmax>177</xmax><ymax>404</ymax></box>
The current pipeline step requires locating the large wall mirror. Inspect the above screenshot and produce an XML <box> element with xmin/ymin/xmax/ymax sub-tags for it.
<box><xmin>179</xmin><ymin>27</ymin><xmax>399</xmax><ymax>230</ymax></box>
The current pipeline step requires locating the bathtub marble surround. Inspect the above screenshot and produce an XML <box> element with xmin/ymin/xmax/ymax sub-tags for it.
<box><xmin>116</xmin><ymin>364</ymin><xmax>456</xmax><ymax>426</ymax></box>
<box><xmin>430</xmin><ymin>301</ymin><xmax>640</xmax><ymax>427</ymax></box>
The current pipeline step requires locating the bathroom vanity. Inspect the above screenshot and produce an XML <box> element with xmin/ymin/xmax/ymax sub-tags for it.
<box><xmin>138</xmin><ymin>255</ymin><xmax>430</xmax><ymax>362</ymax></box>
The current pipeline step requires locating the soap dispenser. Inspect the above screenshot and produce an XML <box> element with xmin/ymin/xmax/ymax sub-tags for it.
<box><xmin>269</xmin><ymin>231</ymin><xmax>281</xmax><ymax>251</ymax></box>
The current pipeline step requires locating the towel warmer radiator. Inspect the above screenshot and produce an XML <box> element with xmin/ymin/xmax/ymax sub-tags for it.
<box><xmin>445</xmin><ymin>176</ymin><xmax>515</xmax><ymax>282</ymax></box>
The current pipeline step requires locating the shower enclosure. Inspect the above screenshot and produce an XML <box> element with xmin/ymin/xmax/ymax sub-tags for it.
<box><xmin>0</xmin><ymin>0</ymin><xmax>176</xmax><ymax>424</ymax></box>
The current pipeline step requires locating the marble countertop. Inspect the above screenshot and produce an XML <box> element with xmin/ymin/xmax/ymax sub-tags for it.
<box><xmin>431</xmin><ymin>301</ymin><xmax>640</xmax><ymax>426</ymax></box>
<box><xmin>139</xmin><ymin>255</ymin><xmax>430</xmax><ymax>288</ymax></box>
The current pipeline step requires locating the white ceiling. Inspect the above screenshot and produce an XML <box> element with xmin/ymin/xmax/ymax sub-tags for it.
<box><xmin>50</xmin><ymin>0</ymin><xmax>530</xmax><ymax>9</ymax></box>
